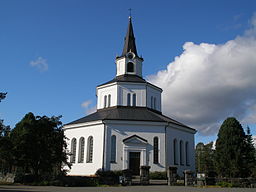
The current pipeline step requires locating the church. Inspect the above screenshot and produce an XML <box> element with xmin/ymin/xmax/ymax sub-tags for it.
<box><xmin>63</xmin><ymin>17</ymin><xmax>196</xmax><ymax>176</ymax></box>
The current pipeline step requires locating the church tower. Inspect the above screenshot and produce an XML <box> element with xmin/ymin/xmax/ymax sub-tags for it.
<box><xmin>96</xmin><ymin>17</ymin><xmax>162</xmax><ymax>112</ymax></box>
<box><xmin>115</xmin><ymin>16</ymin><xmax>144</xmax><ymax>77</ymax></box>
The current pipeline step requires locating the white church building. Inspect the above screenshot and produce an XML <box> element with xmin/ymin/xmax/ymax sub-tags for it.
<box><xmin>63</xmin><ymin>17</ymin><xmax>196</xmax><ymax>176</ymax></box>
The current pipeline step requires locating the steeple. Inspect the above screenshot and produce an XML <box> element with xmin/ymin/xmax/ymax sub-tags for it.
<box><xmin>115</xmin><ymin>16</ymin><xmax>143</xmax><ymax>77</ymax></box>
<box><xmin>122</xmin><ymin>16</ymin><xmax>138</xmax><ymax>57</ymax></box>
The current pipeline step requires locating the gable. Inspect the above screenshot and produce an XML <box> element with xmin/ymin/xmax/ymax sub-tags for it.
<box><xmin>123</xmin><ymin>134</ymin><xmax>148</xmax><ymax>145</ymax></box>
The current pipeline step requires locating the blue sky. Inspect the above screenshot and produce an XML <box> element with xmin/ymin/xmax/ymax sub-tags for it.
<box><xmin>1</xmin><ymin>0</ymin><xmax>256</xmax><ymax>144</ymax></box>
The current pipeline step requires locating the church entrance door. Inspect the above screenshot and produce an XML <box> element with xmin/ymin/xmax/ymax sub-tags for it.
<box><xmin>129</xmin><ymin>152</ymin><xmax>140</xmax><ymax>175</ymax></box>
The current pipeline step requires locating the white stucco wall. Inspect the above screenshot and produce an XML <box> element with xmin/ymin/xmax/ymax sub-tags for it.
<box><xmin>97</xmin><ymin>84</ymin><xmax>117</xmax><ymax>109</ymax></box>
<box><xmin>146</xmin><ymin>85</ymin><xmax>162</xmax><ymax>111</ymax></box>
<box><xmin>102</xmin><ymin>120</ymin><xmax>167</xmax><ymax>172</ymax></box>
<box><xmin>116</xmin><ymin>57</ymin><xmax>143</xmax><ymax>77</ymax></box>
<box><xmin>166</xmin><ymin>125</ymin><xmax>195</xmax><ymax>176</ymax></box>
<box><xmin>118</xmin><ymin>83</ymin><xmax>146</xmax><ymax>107</ymax></box>
<box><xmin>63</xmin><ymin>121</ymin><xmax>105</xmax><ymax>176</ymax></box>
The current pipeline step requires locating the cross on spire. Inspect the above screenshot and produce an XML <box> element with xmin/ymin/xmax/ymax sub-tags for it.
<box><xmin>128</xmin><ymin>8</ymin><xmax>132</xmax><ymax>18</ymax></box>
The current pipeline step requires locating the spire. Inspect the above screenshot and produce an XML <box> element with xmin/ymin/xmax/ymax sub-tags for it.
<box><xmin>122</xmin><ymin>16</ymin><xmax>138</xmax><ymax>57</ymax></box>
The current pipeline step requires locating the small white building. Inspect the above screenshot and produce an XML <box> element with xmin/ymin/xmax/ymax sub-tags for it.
<box><xmin>63</xmin><ymin>17</ymin><xmax>196</xmax><ymax>176</ymax></box>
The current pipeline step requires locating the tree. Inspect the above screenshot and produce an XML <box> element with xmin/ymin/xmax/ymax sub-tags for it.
<box><xmin>196</xmin><ymin>142</ymin><xmax>215</xmax><ymax>176</ymax></box>
<box><xmin>11</xmin><ymin>112</ymin><xmax>69</xmax><ymax>180</ymax></box>
<box><xmin>215</xmin><ymin>117</ymin><xmax>254</xmax><ymax>178</ymax></box>
<box><xmin>245</xmin><ymin>126</ymin><xmax>256</xmax><ymax>177</ymax></box>
<box><xmin>0</xmin><ymin>92</ymin><xmax>7</xmax><ymax>102</ymax></box>
<box><xmin>0</xmin><ymin>92</ymin><xmax>13</xmax><ymax>174</ymax></box>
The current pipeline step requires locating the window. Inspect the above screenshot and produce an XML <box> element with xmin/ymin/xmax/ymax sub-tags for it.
<box><xmin>70</xmin><ymin>138</ymin><xmax>77</xmax><ymax>163</ymax></box>
<box><xmin>127</xmin><ymin>93</ymin><xmax>131</xmax><ymax>106</ymax></box>
<box><xmin>151</xmin><ymin>96</ymin><xmax>153</xmax><ymax>108</ymax></box>
<box><xmin>132</xmin><ymin>93</ymin><xmax>136</xmax><ymax>106</ymax></box>
<box><xmin>127</xmin><ymin>62</ymin><xmax>134</xmax><ymax>72</ymax></box>
<box><xmin>104</xmin><ymin>95</ymin><xmax>107</xmax><ymax>108</ymax></box>
<box><xmin>173</xmin><ymin>139</ymin><xmax>178</xmax><ymax>165</ymax></box>
<box><xmin>78</xmin><ymin>137</ymin><xmax>85</xmax><ymax>163</ymax></box>
<box><xmin>87</xmin><ymin>136</ymin><xmax>93</xmax><ymax>163</ymax></box>
<box><xmin>180</xmin><ymin>140</ymin><xmax>184</xmax><ymax>165</ymax></box>
<box><xmin>153</xmin><ymin>137</ymin><xmax>159</xmax><ymax>164</ymax></box>
<box><xmin>154</xmin><ymin>97</ymin><xmax>156</xmax><ymax>109</ymax></box>
<box><xmin>185</xmin><ymin>142</ymin><xmax>190</xmax><ymax>166</ymax></box>
<box><xmin>111</xmin><ymin>135</ymin><xmax>116</xmax><ymax>162</ymax></box>
<box><xmin>108</xmin><ymin>94</ymin><xmax>111</xmax><ymax>107</ymax></box>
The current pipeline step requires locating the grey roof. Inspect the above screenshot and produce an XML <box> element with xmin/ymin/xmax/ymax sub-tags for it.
<box><xmin>97</xmin><ymin>75</ymin><xmax>162</xmax><ymax>91</ymax></box>
<box><xmin>65</xmin><ymin>106</ymin><xmax>195</xmax><ymax>131</ymax></box>
<box><xmin>122</xmin><ymin>17</ymin><xmax>138</xmax><ymax>57</ymax></box>
<box><xmin>98</xmin><ymin>75</ymin><xmax>146</xmax><ymax>86</ymax></box>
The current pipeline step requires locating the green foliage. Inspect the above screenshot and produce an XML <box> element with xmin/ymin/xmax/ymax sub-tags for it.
<box><xmin>0</xmin><ymin>92</ymin><xmax>7</xmax><ymax>102</ymax></box>
<box><xmin>10</xmin><ymin>112</ymin><xmax>69</xmax><ymax>181</ymax></box>
<box><xmin>95</xmin><ymin>169</ymin><xmax>121</xmax><ymax>185</ymax></box>
<box><xmin>149</xmin><ymin>171</ymin><xmax>167</xmax><ymax>180</ymax></box>
<box><xmin>195</xmin><ymin>142</ymin><xmax>215</xmax><ymax>176</ymax></box>
<box><xmin>0</xmin><ymin>92</ymin><xmax>12</xmax><ymax>174</ymax></box>
<box><xmin>215</xmin><ymin>117</ymin><xmax>256</xmax><ymax>178</ymax></box>
<box><xmin>217</xmin><ymin>181</ymin><xmax>233</xmax><ymax>188</ymax></box>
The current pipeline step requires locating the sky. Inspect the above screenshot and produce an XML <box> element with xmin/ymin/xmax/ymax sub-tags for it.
<box><xmin>1</xmin><ymin>0</ymin><xmax>256</xmax><ymax>144</ymax></box>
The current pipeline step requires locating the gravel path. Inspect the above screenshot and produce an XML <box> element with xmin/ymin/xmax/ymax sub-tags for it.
<box><xmin>0</xmin><ymin>185</ymin><xmax>256</xmax><ymax>192</ymax></box>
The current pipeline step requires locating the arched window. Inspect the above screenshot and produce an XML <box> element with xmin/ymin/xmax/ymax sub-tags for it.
<box><xmin>185</xmin><ymin>142</ymin><xmax>190</xmax><ymax>166</ymax></box>
<box><xmin>153</xmin><ymin>137</ymin><xmax>159</xmax><ymax>164</ymax></box>
<box><xmin>132</xmin><ymin>93</ymin><xmax>136</xmax><ymax>106</ymax></box>
<box><xmin>111</xmin><ymin>135</ymin><xmax>116</xmax><ymax>162</ymax></box>
<box><xmin>180</xmin><ymin>140</ymin><xmax>184</xmax><ymax>165</ymax></box>
<box><xmin>151</xmin><ymin>96</ymin><xmax>153</xmax><ymax>108</ymax></box>
<box><xmin>104</xmin><ymin>95</ymin><xmax>107</xmax><ymax>108</ymax></box>
<box><xmin>154</xmin><ymin>97</ymin><xmax>156</xmax><ymax>109</ymax></box>
<box><xmin>70</xmin><ymin>138</ymin><xmax>77</xmax><ymax>163</ymax></box>
<box><xmin>87</xmin><ymin>136</ymin><xmax>93</xmax><ymax>163</ymax></box>
<box><xmin>127</xmin><ymin>62</ymin><xmax>134</xmax><ymax>72</ymax></box>
<box><xmin>78</xmin><ymin>137</ymin><xmax>85</xmax><ymax>163</ymax></box>
<box><xmin>127</xmin><ymin>93</ymin><xmax>131</xmax><ymax>106</ymax></box>
<box><xmin>108</xmin><ymin>94</ymin><xmax>111</xmax><ymax>107</ymax></box>
<box><xmin>173</xmin><ymin>139</ymin><xmax>178</xmax><ymax>165</ymax></box>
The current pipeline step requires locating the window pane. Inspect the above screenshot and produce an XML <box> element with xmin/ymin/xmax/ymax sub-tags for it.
<box><xmin>127</xmin><ymin>93</ymin><xmax>131</xmax><ymax>106</ymax></box>
<box><xmin>111</xmin><ymin>135</ymin><xmax>116</xmax><ymax>162</ymax></box>
<box><xmin>78</xmin><ymin>137</ymin><xmax>85</xmax><ymax>163</ymax></box>
<box><xmin>180</xmin><ymin>140</ymin><xmax>183</xmax><ymax>165</ymax></box>
<box><xmin>173</xmin><ymin>139</ymin><xmax>178</xmax><ymax>165</ymax></box>
<box><xmin>104</xmin><ymin>95</ymin><xmax>107</xmax><ymax>108</ymax></box>
<box><xmin>108</xmin><ymin>94</ymin><xmax>111</xmax><ymax>107</ymax></box>
<box><xmin>186</xmin><ymin>142</ymin><xmax>189</xmax><ymax>165</ymax></box>
<box><xmin>71</xmin><ymin>138</ymin><xmax>77</xmax><ymax>163</ymax></box>
<box><xmin>127</xmin><ymin>62</ymin><xmax>134</xmax><ymax>72</ymax></box>
<box><xmin>153</xmin><ymin>137</ymin><xmax>159</xmax><ymax>164</ymax></box>
<box><xmin>132</xmin><ymin>93</ymin><xmax>136</xmax><ymax>106</ymax></box>
<box><xmin>87</xmin><ymin>136</ymin><xmax>93</xmax><ymax>163</ymax></box>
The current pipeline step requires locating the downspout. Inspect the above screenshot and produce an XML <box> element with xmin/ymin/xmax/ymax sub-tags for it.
<box><xmin>165</xmin><ymin>124</ymin><xmax>168</xmax><ymax>172</ymax></box>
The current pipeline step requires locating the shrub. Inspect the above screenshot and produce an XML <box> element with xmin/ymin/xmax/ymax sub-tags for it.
<box><xmin>217</xmin><ymin>181</ymin><xmax>233</xmax><ymax>188</ymax></box>
<box><xmin>95</xmin><ymin>169</ymin><xmax>121</xmax><ymax>185</ymax></box>
<box><xmin>149</xmin><ymin>171</ymin><xmax>167</xmax><ymax>180</ymax></box>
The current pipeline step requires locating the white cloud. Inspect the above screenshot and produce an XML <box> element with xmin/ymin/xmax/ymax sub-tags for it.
<box><xmin>81</xmin><ymin>100</ymin><xmax>92</xmax><ymax>108</ymax></box>
<box><xmin>147</xmin><ymin>13</ymin><xmax>256</xmax><ymax>135</ymax></box>
<box><xmin>30</xmin><ymin>57</ymin><xmax>48</xmax><ymax>72</ymax></box>
<box><xmin>81</xmin><ymin>100</ymin><xmax>96</xmax><ymax>115</ymax></box>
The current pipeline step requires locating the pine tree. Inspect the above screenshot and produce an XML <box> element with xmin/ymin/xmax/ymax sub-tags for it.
<box><xmin>215</xmin><ymin>117</ymin><xmax>253</xmax><ymax>178</ymax></box>
<box><xmin>244</xmin><ymin>126</ymin><xmax>256</xmax><ymax>177</ymax></box>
